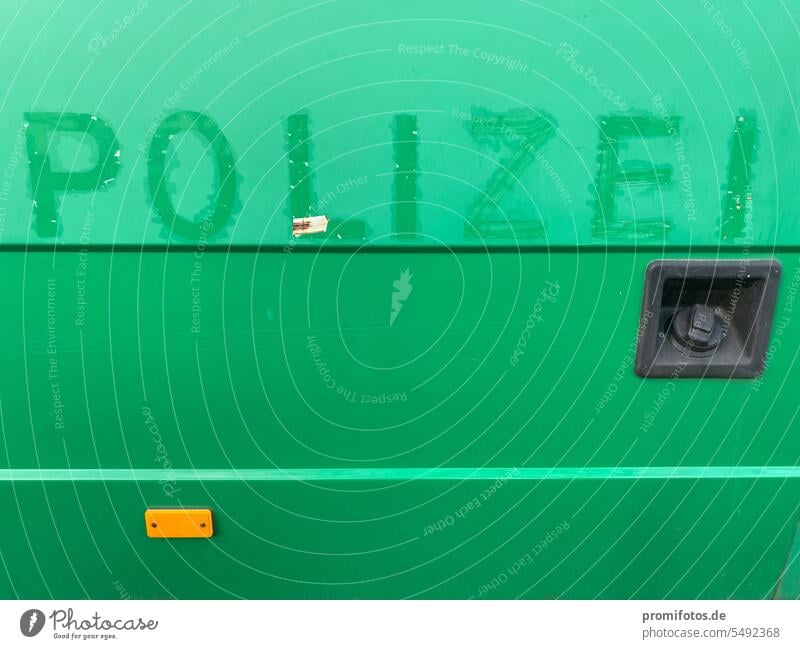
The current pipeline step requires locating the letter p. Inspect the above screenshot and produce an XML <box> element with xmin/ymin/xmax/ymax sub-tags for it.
<box><xmin>24</xmin><ymin>112</ymin><xmax>120</xmax><ymax>237</ymax></box>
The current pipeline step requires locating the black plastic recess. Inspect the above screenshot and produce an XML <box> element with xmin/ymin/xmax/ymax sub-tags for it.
<box><xmin>634</xmin><ymin>259</ymin><xmax>781</xmax><ymax>378</ymax></box>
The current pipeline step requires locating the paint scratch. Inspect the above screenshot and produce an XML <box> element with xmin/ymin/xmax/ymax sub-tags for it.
<box><xmin>292</xmin><ymin>215</ymin><xmax>329</xmax><ymax>236</ymax></box>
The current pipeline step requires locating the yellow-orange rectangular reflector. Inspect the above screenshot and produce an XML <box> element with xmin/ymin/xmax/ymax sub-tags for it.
<box><xmin>145</xmin><ymin>509</ymin><xmax>213</xmax><ymax>538</ymax></box>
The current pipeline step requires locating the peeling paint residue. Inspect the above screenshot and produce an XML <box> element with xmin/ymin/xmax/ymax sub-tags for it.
<box><xmin>592</xmin><ymin>113</ymin><xmax>677</xmax><ymax>241</ymax></box>
<box><xmin>722</xmin><ymin>111</ymin><xmax>757</xmax><ymax>242</ymax></box>
<box><xmin>392</xmin><ymin>114</ymin><xmax>418</xmax><ymax>238</ymax></box>
<box><xmin>287</xmin><ymin>113</ymin><xmax>316</xmax><ymax>225</ymax></box>
<box><xmin>464</xmin><ymin>107</ymin><xmax>556</xmax><ymax>239</ymax></box>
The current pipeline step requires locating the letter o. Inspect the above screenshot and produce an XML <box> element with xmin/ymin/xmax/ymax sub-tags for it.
<box><xmin>147</xmin><ymin>111</ymin><xmax>237</xmax><ymax>240</ymax></box>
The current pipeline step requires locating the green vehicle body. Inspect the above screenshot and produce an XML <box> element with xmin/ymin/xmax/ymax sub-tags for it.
<box><xmin>0</xmin><ymin>1</ymin><xmax>799</xmax><ymax>598</ymax></box>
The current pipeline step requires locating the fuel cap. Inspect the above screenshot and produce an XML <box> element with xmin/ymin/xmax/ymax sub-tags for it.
<box><xmin>670</xmin><ymin>304</ymin><xmax>723</xmax><ymax>355</ymax></box>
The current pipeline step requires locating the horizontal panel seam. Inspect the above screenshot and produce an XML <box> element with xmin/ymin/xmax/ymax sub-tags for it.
<box><xmin>1</xmin><ymin>467</ymin><xmax>799</xmax><ymax>481</ymax></box>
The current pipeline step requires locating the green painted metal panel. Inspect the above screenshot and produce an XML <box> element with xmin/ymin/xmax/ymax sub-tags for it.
<box><xmin>3</xmin><ymin>249</ymin><xmax>800</xmax><ymax>470</ymax></box>
<box><xmin>0</xmin><ymin>0</ymin><xmax>796</xmax><ymax>247</ymax></box>
<box><xmin>0</xmin><ymin>0</ymin><xmax>799</xmax><ymax>598</ymax></box>
<box><xmin>1</xmin><ymin>478</ymin><xmax>799</xmax><ymax>599</ymax></box>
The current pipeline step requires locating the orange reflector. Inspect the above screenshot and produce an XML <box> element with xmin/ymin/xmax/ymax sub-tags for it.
<box><xmin>145</xmin><ymin>509</ymin><xmax>213</xmax><ymax>538</ymax></box>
